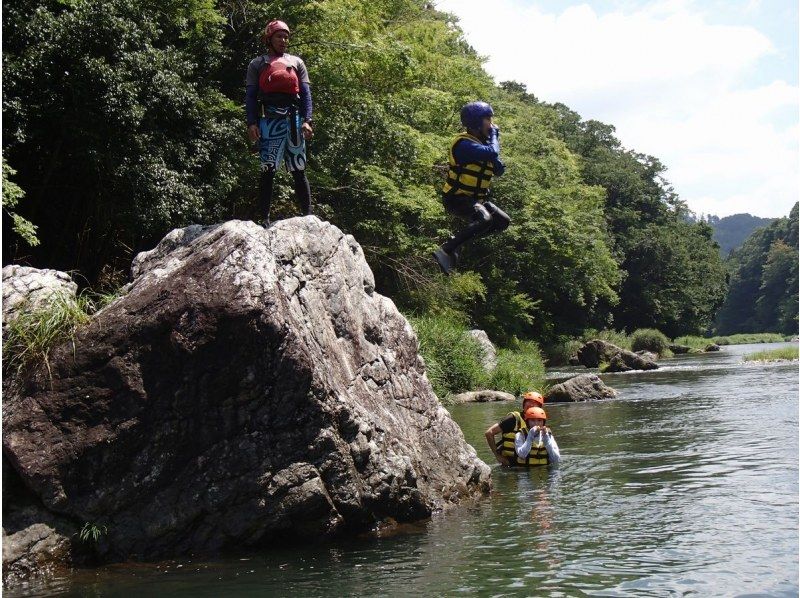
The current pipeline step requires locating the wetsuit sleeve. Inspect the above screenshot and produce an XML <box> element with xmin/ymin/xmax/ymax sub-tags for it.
<box><xmin>299</xmin><ymin>81</ymin><xmax>313</xmax><ymax>121</ymax></box>
<box><xmin>544</xmin><ymin>432</ymin><xmax>561</xmax><ymax>464</ymax></box>
<box><xmin>515</xmin><ymin>429</ymin><xmax>535</xmax><ymax>459</ymax></box>
<box><xmin>452</xmin><ymin>133</ymin><xmax>505</xmax><ymax>176</ymax></box>
<box><xmin>295</xmin><ymin>58</ymin><xmax>311</xmax><ymax>85</ymax></box>
<box><xmin>245</xmin><ymin>84</ymin><xmax>259</xmax><ymax>126</ymax></box>
<box><xmin>498</xmin><ymin>415</ymin><xmax>517</xmax><ymax>434</ymax></box>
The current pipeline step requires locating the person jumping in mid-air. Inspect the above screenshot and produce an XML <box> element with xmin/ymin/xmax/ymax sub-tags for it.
<box><xmin>433</xmin><ymin>101</ymin><xmax>510</xmax><ymax>274</ymax></box>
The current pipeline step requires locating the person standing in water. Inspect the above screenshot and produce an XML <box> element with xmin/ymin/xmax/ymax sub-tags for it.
<box><xmin>433</xmin><ymin>101</ymin><xmax>510</xmax><ymax>274</ymax></box>
<box><xmin>485</xmin><ymin>399</ymin><xmax>560</xmax><ymax>466</ymax></box>
<box><xmin>513</xmin><ymin>406</ymin><xmax>560</xmax><ymax>466</ymax></box>
<box><xmin>245</xmin><ymin>19</ymin><xmax>314</xmax><ymax>226</ymax></box>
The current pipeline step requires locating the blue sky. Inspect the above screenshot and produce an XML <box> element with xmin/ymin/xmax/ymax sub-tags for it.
<box><xmin>436</xmin><ymin>0</ymin><xmax>799</xmax><ymax>218</ymax></box>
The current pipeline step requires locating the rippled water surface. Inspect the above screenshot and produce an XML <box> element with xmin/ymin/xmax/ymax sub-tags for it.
<box><xmin>12</xmin><ymin>343</ymin><xmax>799</xmax><ymax>597</ymax></box>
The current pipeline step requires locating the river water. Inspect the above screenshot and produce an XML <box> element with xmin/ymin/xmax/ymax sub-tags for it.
<box><xmin>11</xmin><ymin>343</ymin><xmax>799</xmax><ymax>597</ymax></box>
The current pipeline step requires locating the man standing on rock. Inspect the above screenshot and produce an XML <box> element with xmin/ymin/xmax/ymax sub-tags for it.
<box><xmin>245</xmin><ymin>19</ymin><xmax>314</xmax><ymax>227</ymax></box>
<box><xmin>433</xmin><ymin>101</ymin><xmax>510</xmax><ymax>274</ymax></box>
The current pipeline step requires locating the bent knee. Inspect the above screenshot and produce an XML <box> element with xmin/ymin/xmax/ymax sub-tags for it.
<box><xmin>485</xmin><ymin>202</ymin><xmax>511</xmax><ymax>231</ymax></box>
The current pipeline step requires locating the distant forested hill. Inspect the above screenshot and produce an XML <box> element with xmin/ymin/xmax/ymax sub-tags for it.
<box><xmin>714</xmin><ymin>203</ymin><xmax>798</xmax><ymax>335</ymax></box>
<box><xmin>701</xmin><ymin>213</ymin><xmax>776</xmax><ymax>256</ymax></box>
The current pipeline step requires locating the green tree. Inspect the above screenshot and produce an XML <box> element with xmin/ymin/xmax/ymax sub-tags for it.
<box><xmin>3</xmin><ymin>0</ymin><xmax>244</xmax><ymax>279</ymax></box>
<box><xmin>716</xmin><ymin>203</ymin><xmax>799</xmax><ymax>335</ymax></box>
<box><xmin>2</xmin><ymin>160</ymin><xmax>39</xmax><ymax>247</ymax></box>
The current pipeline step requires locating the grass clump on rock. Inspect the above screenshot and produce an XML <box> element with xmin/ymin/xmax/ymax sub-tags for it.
<box><xmin>581</xmin><ymin>328</ymin><xmax>631</xmax><ymax>350</ymax></box>
<box><xmin>631</xmin><ymin>328</ymin><xmax>672</xmax><ymax>356</ymax></box>
<box><xmin>743</xmin><ymin>346</ymin><xmax>798</xmax><ymax>362</ymax></box>
<box><xmin>3</xmin><ymin>292</ymin><xmax>91</xmax><ymax>375</ymax></box>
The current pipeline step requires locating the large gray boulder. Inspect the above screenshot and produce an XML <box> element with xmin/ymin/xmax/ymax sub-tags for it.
<box><xmin>668</xmin><ymin>343</ymin><xmax>692</xmax><ymax>354</ymax></box>
<box><xmin>467</xmin><ymin>329</ymin><xmax>497</xmax><ymax>371</ymax></box>
<box><xmin>576</xmin><ymin>339</ymin><xmax>622</xmax><ymax>368</ymax></box>
<box><xmin>545</xmin><ymin>374</ymin><xmax>617</xmax><ymax>403</ymax></box>
<box><xmin>605</xmin><ymin>349</ymin><xmax>659</xmax><ymax>372</ymax></box>
<box><xmin>2</xmin><ymin>265</ymin><xmax>77</xmax><ymax>329</ymax></box>
<box><xmin>2</xmin><ymin>460</ymin><xmax>80</xmax><ymax>587</ymax></box>
<box><xmin>577</xmin><ymin>339</ymin><xmax>659</xmax><ymax>372</ymax></box>
<box><xmin>450</xmin><ymin>390</ymin><xmax>514</xmax><ymax>404</ymax></box>
<box><xmin>3</xmin><ymin>218</ymin><xmax>490</xmax><ymax>572</ymax></box>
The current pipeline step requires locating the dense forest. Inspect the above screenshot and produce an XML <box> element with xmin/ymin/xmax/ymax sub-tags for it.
<box><xmin>0</xmin><ymin>0</ymin><xmax>744</xmax><ymax>348</ymax></box>
<box><xmin>714</xmin><ymin>203</ymin><xmax>798</xmax><ymax>336</ymax></box>
<box><xmin>698</xmin><ymin>213</ymin><xmax>776</xmax><ymax>256</ymax></box>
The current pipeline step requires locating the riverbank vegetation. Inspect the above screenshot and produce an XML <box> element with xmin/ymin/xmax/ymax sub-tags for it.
<box><xmin>4</xmin><ymin>0</ymin><xmax>793</xmax><ymax>391</ymax></box>
<box><xmin>409</xmin><ymin>314</ymin><xmax>544</xmax><ymax>399</ymax></box>
<box><xmin>743</xmin><ymin>346</ymin><xmax>799</xmax><ymax>362</ymax></box>
<box><xmin>674</xmin><ymin>333</ymin><xmax>793</xmax><ymax>349</ymax></box>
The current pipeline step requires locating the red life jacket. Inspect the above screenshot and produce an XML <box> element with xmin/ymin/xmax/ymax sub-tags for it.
<box><xmin>259</xmin><ymin>58</ymin><xmax>300</xmax><ymax>96</ymax></box>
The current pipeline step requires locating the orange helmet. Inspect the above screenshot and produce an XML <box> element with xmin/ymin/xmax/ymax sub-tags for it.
<box><xmin>521</xmin><ymin>391</ymin><xmax>544</xmax><ymax>407</ymax></box>
<box><xmin>524</xmin><ymin>406</ymin><xmax>547</xmax><ymax>421</ymax></box>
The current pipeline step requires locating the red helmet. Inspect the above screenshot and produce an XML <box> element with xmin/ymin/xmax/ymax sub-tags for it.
<box><xmin>263</xmin><ymin>20</ymin><xmax>290</xmax><ymax>43</ymax></box>
<box><xmin>524</xmin><ymin>407</ymin><xmax>547</xmax><ymax>422</ymax></box>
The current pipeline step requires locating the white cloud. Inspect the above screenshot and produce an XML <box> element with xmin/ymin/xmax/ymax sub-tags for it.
<box><xmin>436</xmin><ymin>0</ymin><xmax>799</xmax><ymax>218</ymax></box>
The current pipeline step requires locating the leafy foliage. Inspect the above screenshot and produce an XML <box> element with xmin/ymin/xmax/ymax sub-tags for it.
<box><xmin>715</xmin><ymin>203</ymin><xmax>798</xmax><ymax>335</ymax></box>
<box><xmin>78</xmin><ymin>522</ymin><xmax>108</xmax><ymax>544</ymax></box>
<box><xmin>2</xmin><ymin>159</ymin><xmax>39</xmax><ymax>246</ymax></box>
<box><xmin>3</xmin><ymin>0</ymin><xmax>730</xmax><ymax>353</ymax></box>
<box><xmin>630</xmin><ymin>328</ymin><xmax>670</xmax><ymax>356</ymax></box>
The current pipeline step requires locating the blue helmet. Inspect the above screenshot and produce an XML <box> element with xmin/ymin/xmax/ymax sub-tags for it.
<box><xmin>460</xmin><ymin>101</ymin><xmax>494</xmax><ymax>130</ymax></box>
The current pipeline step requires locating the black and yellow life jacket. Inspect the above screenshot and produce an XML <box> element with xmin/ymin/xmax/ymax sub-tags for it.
<box><xmin>496</xmin><ymin>411</ymin><xmax>549</xmax><ymax>467</ymax></box>
<box><xmin>442</xmin><ymin>133</ymin><xmax>494</xmax><ymax>199</ymax></box>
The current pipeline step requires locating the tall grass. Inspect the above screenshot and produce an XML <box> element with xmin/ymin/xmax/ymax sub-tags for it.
<box><xmin>630</xmin><ymin>328</ymin><xmax>672</xmax><ymax>356</ymax></box>
<box><xmin>408</xmin><ymin>314</ymin><xmax>488</xmax><ymax>398</ymax></box>
<box><xmin>489</xmin><ymin>341</ymin><xmax>546</xmax><ymax>396</ymax></box>
<box><xmin>3</xmin><ymin>292</ymin><xmax>92</xmax><ymax>376</ymax></box>
<box><xmin>541</xmin><ymin>338</ymin><xmax>583</xmax><ymax>366</ymax></box>
<box><xmin>581</xmin><ymin>329</ymin><xmax>632</xmax><ymax>350</ymax></box>
<box><xmin>408</xmin><ymin>314</ymin><xmax>546</xmax><ymax>399</ymax></box>
<box><xmin>675</xmin><ymin>332</ymin><xmax>790</xmax><ymax>349</ymax></box>
<box><xmin>743</xmin><ymin>346</ymin><xmax>799</xmax><ymax>362</ymax></box>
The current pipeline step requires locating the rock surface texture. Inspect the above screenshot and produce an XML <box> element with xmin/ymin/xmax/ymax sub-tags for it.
<box><xmin>449</xmin><ymin>390</ymin><xmax>514</xmax><ymax>404</ymax></box>
<box><xmin>577</xmin><ymin>340</ymin><xmax>659</xmax><ymax>371</ymax></box>
<box><xmin>467</xmin><ymin>330</ymin><xmax>497</xmax><ymax>371</ymax></box>
<box><xmin>2</xmin><ymin>265</ymin><xmax>77</xmax><ymax>328</ymax></box>
<box><xmin>545</xmin><ymin>374</ymin><xmax>617</xmax><ymax>403</ymax></box>
<box><xmin>668</xmin><ymin>343</ymin><xmax>692</xmax><ymax>354</ymax></box>
<box><xmin>3</xmin><ymin>218</ymin><xmax>490</xmax><ymax>571</ymax></box>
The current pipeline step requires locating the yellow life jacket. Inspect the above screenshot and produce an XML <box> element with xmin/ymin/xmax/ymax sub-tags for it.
<box><xmin>495</xmin><ymin>411</ymin><xmax>549</xmax><ymax>467</ymax></box>
<box><xmin>442</xmin><ymin>132</ymin><xmax>494</xmax><ymax>199</ymax></box>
